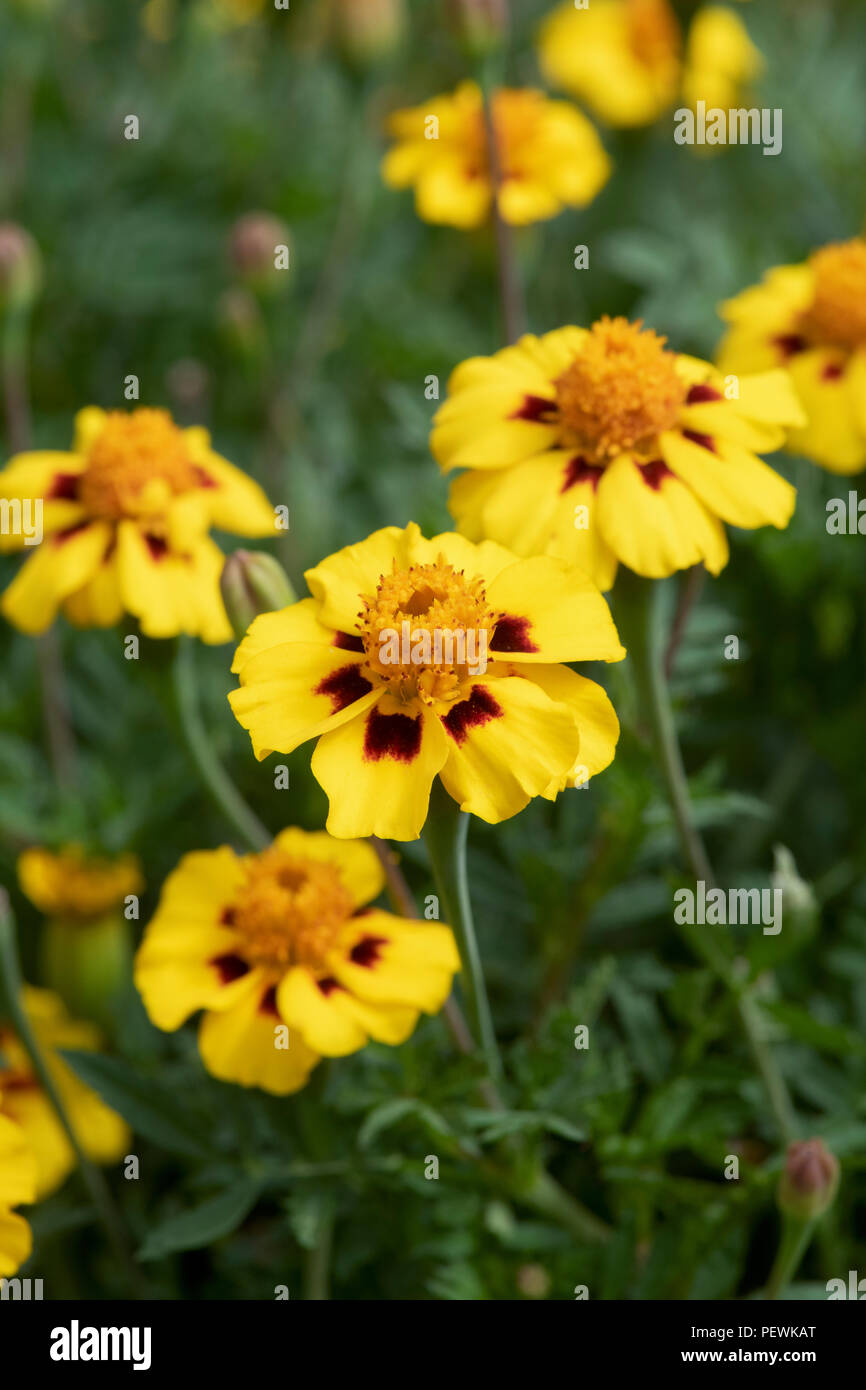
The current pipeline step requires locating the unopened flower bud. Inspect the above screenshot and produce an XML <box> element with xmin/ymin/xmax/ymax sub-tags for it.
<box><xmin>228</xmin><ymin>212</ymin><xmax>291</xmax><ymax>295</ymax></box>
<box><xmin>447</xmin><ymin>0</ymin><xmax>508</xmax><ymax>58</ymax></box>
<box><xmin>41</xmin><ymin>914</ymin><xmax>133</xmax><ymax>1030</ymax></box>
<box><xmin>778</xmin><ymin>1138</ymin><xmax>839</xmax><ymax>1221</ymax></box>
<box><xmin>772</xmin><ymin>845</ymin><xmax>817</xmax><ymax>927</ymax></box>
<box><xmin>217</xmin><ymin>287</ymin><xmax>265</xmax><ymax>359</ymax></box>
<box><xmin>335</xmin><ymin>0</ymin><xmax>406</xmax><ymax>67</ymax></box>
<box><xmin>221</xmin><ymin>549</ymin><xmax>296</xmax><ymax>638</ymax></box>
<box><xmin>0</xmin><ymin>224</ymin><xmax>41</xmax><ymax>311</ymax></box>
<box><xmin>516</xmin><ymin>1263</ymin><xmax>551</xmax><ymax>1299</ymax></box>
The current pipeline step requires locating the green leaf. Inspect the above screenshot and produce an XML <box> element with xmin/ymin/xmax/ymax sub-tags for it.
<box><xmin>138</xmin><ymin>1182</ymin><xmax>261</xmax><ymax>1261</ymax></box>
<box><xmin>60</xmin><ymin>1050</ymin><xmax>212</xmax><ymax>1159</ymax></box>
<box><xmin>758</xmin><ymin>1002</ymin><xmax>866</xmax><ymax>1055</ymax></box>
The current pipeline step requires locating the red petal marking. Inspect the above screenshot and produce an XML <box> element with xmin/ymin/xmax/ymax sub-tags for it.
<box><xmin>317</xmin><ymin>976</ymin><xmax>343</xmax><ymax>996</ymax></box>
<box><xmin>259</xmin><ymin>984</ymin><xmax>279</xmax><ymax>1017</ymax></box>
<box><xmin>53</xmin><ymin>522</ymin><xmax>91</xmax><ymax>547</ymax></box>
<box><xmin>822</xmin><ymin>362</ymin><xmax>844</xmax><ymax>381</ymax></box>
<box><xmin>681</xmin><ymin>429</ymin><xmax>716</xmax><ymax>454</ymax></box>
<box><xmin>349</xmin><ymin>936</ymin><xmax>388</xmax><ymax>968</ymax></box>
<box><xmin>211</xmin><ymin>953</ymin><xmax>250</xmax><ymax>983</ymax></box>
<box><xmin>220</xmin><ymin>907</ymin><xmax>236</xmax><ymax>926</ymax></box>
<box><xmin>315</xmin><ymin>663</ymin><xmax>373</xmax><ymax>712</ymax></box>
<box><xmin>193</xmin><ymin>466</ymin><xmax>217</xmax><ymax>489</ymax></box>
<box><xmin>47</xmin><ymin>472</ymin><xmax>81</xmax><ymax>501</ymax></box>
<box><xmin>686</xmin><ymin>383</ymin><xmax>723</xmax><ymax>404</ymax></box>
<box><xmin>561</xmin><ymin>456</ymin><xmax>603</xmax><ymax>493</ymax></box>
<box><xmin>639</xmin><ymin>460</ymin><xmax>675</xmax><ymax>491</ymax></box>
<box><xmin>145</xmin><ymin>533</ymin><xmax>169</xmax><ymax>560</ymax></box>
<box><xmin>491</xmin><ymin>614</ymin><xmax>539</xmax><ymax>653</ymax></box>
<box><xmin>333</xmin><ymin>631</ymin><xmax>365</xmax><ymax>652</ymax></box>
<box><xmin>363</xmin><ymin>707</ymin><xmax>423</xmax><ymax>763</ymax></box>
<box><xmin>774</xmin><ymin>333</ymin><xmax>807</xmax><ymax>359</ymax></box>
<box><xmin>442</xmin><ymin>684</ymin><xmax>503</xmax><ymax>745</ymax></box>
<box><xmin>511</xmin><ymin>393</ymin><xmax>556</xmax><ymax>423</ymax></box>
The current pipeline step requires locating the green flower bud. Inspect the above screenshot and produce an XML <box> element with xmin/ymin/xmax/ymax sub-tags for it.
<box><xmin>228</xmin><ymin>212</ymin><xmax>292</xmax><ymax>296</ymax></box>
<box><xmin>335</xmin><ymin>0</ymin><xmax>406</xmax><ymax>67</ymax></box>
<box><xmin>447</xmin><ymin>0</ymin><xmax>509</xmax><ymax>59</ymax></box>
<box><xmin>778</xmin><ymin>1138</ymin><xmax>839</xmax><ymax>1221</ymax></box>
<box><xmin>221</xmin><ymin>549</ymin><xmax>296</xmax><ymax>639</ymax></box>
<box><xmin>40</xmin><ymin>913</ymin><xmax>133</xmax><ymax>1031</ymax></box>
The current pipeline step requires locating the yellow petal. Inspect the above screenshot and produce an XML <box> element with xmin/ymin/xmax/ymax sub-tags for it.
<box><xmin>660</xmin><ymin>430</ymin><xmax>795</xmax><ymax>529</ymax></box>
<box><xmin>596</xmin><ymin>454</ymin><xmax>729</xmax><ymax>577</ymax></box>
<box><xmin>438</xmin><ymin>674</ymin><xmax>581</xmax><ymax>822</ymax></box>
<box><xmin>229</xmin><ymin>643</ymin><xmax>378</xmax><ymax>760</ymax></box>
<box><xmin>305</xmin><ymin>523</ymin><xmax>418</xmax><ymax>632</ymax></box>
<box><xmin>487</xmin><ymin>555</ymin><xmax>625</xmax><ymax>662</ymax></box>
<box><xmin>1</xmin><ymin>521</ymin><xmax>112</xmax><ymax>634</ymax></box>
<box><xmin>270</xmin><ymin>829</ymin><xmax>385</xmax><ymax>908</ymax></box>
<box><xmin>311</xmin><ymin>699</ymin><xmax>449</xmax><ymax>841</ymax></box>
<box><xmin>520</xmin><ymin>664</ymin><xmax>620</xmax><ymax>781</ymax></box>
<box><xmin>198</xmin><ymin>972</ymin><xmax>320</xmax><ymax>1095</ymax></box>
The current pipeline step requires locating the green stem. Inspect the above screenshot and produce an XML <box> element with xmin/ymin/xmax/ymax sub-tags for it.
<box><xmin>615</xmin><ymin>570</ymin><xmax>798</xmax><ymax>1144</ymax></box>
<box><xmin>422</xmin><ymin>779</ymin><xmax>503</xmax><ymax>1088</ymax></box>
<box><xmin>765</xmin><ymin>1213</ymin><xmax>815</xmax><ymax>1300</ymax></box>
<box><xmin>0</xmin><ymin>889</ymin><xmax>140</xmax><ymax>1290</ymax></box>
<box><xmin>478</xmin><ymin>54</ymin><xmax>527</xmax><ymax>344</ymax></box>
<box><xmin>517</xmin><ymin>1167</ymin><xmax>610</xmax><ymax>1246</ymax></box>
<box><xmin>172</xmin><ymin>636</ymin><xmax>270</xmax><ymax>853</ymax></box>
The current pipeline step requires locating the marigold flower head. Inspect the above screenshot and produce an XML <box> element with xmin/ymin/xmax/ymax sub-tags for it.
<box><xmin>381</xmin><ymin>81</ymin><xmax>610</xmax><ymax>229</ymax></box>
<box><xmin>18</xmin><ymin>846</ymin><xmax>142</xmax><ymax>922</ymax></box>
<box><xmin>432</xmin><ymin>319</ymin><xmax>805</xmax><ymax>590</ymax></box>
<box><xmin>134</xmin><ymin>831</ymin><xmax>460</xmax><ymax>1094</ymax></box>
<box><xmin>0</xmin><ymin>406</ymin><xmax>276</xmax><ymax>641</ymax></box>
<box><xmin>537</xmin><ymin>0</ymin><xmax>761</xmax><ymax>131</ymax></box>
<box><xmin>0</xmin><ymin>988</ymin><xmax>130</xmax><ymax>1200</ymax></box>
<box><xmin>717</xmin><ymin>238</ymin><xmax>866</xmax><ymax>474</ymax></box>
<box><xmin>229</xmin><ymin>522</ymin><xmax>625</xmax><ymax>840</ymax></box>
<box><xmin>0</xmin><ymin>1106</ymin><xmax>35</xmax><ymax>1278</ymax></box>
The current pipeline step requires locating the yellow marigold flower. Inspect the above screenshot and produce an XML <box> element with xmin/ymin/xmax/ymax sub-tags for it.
<box><xmin>537</xmin><ymin>0</ymin><xmax>760</xmax><ymax>130</ymax></box>
<box><xmin>0</xmin><ymin>1106</ymin><xmax>35</xmax><ymax>1278</ymax></box>
<box><xmin>0</xmin><ymin>988</ymin><xmax>130</xmax><ymax>1200</ymax></box>
<box><xmin>381</xmin><ymin>81</ymin><xmax>610</xmax><ymax>229</ymax></box>
<box><xmin>0</xmin><ymin>406</ymin><xmax>275</xmax><ymax>642</ymax></box>
<box><xmin>681</xmin><ymin>5</ymin><xmax>763</xmax><ymax>114</ymax></box>
<box><xmin>717</xmin><ymin>238</ymin><xmax>866</xmax><ymax>475</ymax></box>
<box><xmin>431</xmin><ymin>318</ymin><xmax>805</xmax><ymax>590</ymax></box>
<box><xmin>18</xmin><ymin>846</ymin><xmax>141</xmax><ymax>921</ymax></box>
<box><xmin>229</xmin><ymin>522</ymin><xmax>624</xmax><ymax>840</ymax></box>
<box><xmin>134</xmin><ymin>832</ymin><xmax>460</xmax><ymax>1094</ymax></box>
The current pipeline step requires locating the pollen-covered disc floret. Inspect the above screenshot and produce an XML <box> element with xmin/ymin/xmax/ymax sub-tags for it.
<box><xmin>802</xmin><ymin>240</ymin><xmax>866</xmax><ymax>350</ymax></box>
<box><xmin>555</xmin><ymin>317</ymin><xmax>688</xmax><ymax>463</ymax></box>
<box><xmin>78</xmin><ymin>409</ymin><xmax>201</xmax><ymax>520</ymax></box>
<box><xmin>358</xmin><ymin>558</ymin><xmax>496</xmax><ymax>704</ymax></box>
<box><xmin>230</xmin><ymin>850</ymin><xmax>354</xmax><ymax>973</ymax></box>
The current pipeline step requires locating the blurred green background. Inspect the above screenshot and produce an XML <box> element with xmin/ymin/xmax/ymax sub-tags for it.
<box><xmin>0</xmin><ymin>0</ymin><xmax>865</xmax><ymax>1300</ymax></box>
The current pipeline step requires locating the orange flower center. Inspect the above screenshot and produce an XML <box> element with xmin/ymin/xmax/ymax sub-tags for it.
<box><xmin>78</xmin><ymin>409</ymin><xmax>201</xmax><ymax>520</ymax></box>
<box><xmin>554</xmin><ymin>316</ymin><xmax>687</xmax><ymax>464</ymax></box>
<box><xmin>802</xmin><ymin>239</ymin><xmax>866</xmax><ymax>349</ymax></box>
<box><xmin>464</xmin><ymin>89</ymin><xmax>545</xmax><ymax>182</ymax></box>
<box><xmin>627</xmin><ymin>0</ymin><xmax>681</xmax><ymax>68</ymax></box>
<box><xmin>229</xmin><ymin>851</ymin><xmax>354</xmax><ymax>973</ymax></box>
<box><xmin>359</xmin><ymin>559</ymin><xmax>496</xmax><ymax>704</ymax></box>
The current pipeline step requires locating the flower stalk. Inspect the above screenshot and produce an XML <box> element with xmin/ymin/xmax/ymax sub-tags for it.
<box><xmin>615</xmin><ymin>569</ymin><xmax>798</xmax><ymax>1144</ymax></box>
<box><xmin>423</xmin><ymin>779</ymin><xmax>503</xmax><ymax>1088</ymax></box>
<box><xmin>172</xmin><ymin>635</ymin><xmax>270</xmax><ymax>853</ymax></box>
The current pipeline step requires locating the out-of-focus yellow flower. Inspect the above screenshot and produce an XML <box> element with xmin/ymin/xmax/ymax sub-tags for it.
<box><xmin>18</xmin><ymin>847</ymin><xmax>141</xmax><ymax>921</ymax></box>
<box><xmin>0</xmin><ymin>407</ymin><xmax>275</xmax><ymax>642</ymax></box>
<box><xmin>681</xmin><ymin>5</ymin><xmax>763</xmax><ymax>113</ymax></box>
<box><xmin>18</xmin><ymin>847</ymin><xmax>142</xmax><ymax>1026</ymax></box>
<box><xmin>135</xmin><ymin>831</ymin><xmax>460</xmax><ymax>1094</ymax></box>
<box><xmin>0</xmin><ymin>988</ymin><xmax>129</xmax><ymax>1200</ymax></box>
<box><xmin>717</xmin><ymin>239</ymin><xmax>866</xmax><ymax>475</ymax></box>
<box><xmin>381</xmin><ymin>81</ymin><xmax>610</xmax><ymax>229</ymax></box>
<box><xmin>229</xmin><ymin>522</ymin><xmax>624</xmax><ymax>839</ymax></box>
<box><xmin>538</xmin><ymin>0</ymin><xmax>761</xmax><ymax>131</ymax></box>
<box><xmin>432</xmin><ymin>318</ymin><xmax>804</xmax><ymax>589</ymax></box>
<box><xmin>0</xmin><ymin>1107</ymin><xmax>35</xmax><ymax>1278</ymax></box>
